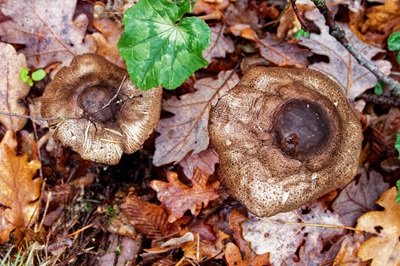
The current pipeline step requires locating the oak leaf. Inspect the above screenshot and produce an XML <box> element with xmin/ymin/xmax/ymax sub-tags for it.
<box><xmin>179</xmin><ymin>148</ymin><xmax>219</xmax><ymax>179</ymax></box>
<box><xmin>150</xmin><ymin>170</ymin><xmax>219</xmax><ymax>223</ymax></box>
<box><xmin>203</xmin><ymin>25</ymin><xmax>235</xmax><ymax>63</ymax></box>
<box><xmin>153</xmin><ymin>70</ymin><xmax>239</xmax><ymax>166</ymax></box>
<box><xmin>356</xmin><ymin>187</ymin><xmax>400</xmax><ymax>266</ymax></box>
<box><xmin>332</xmin><ymin>168</ymin><xmax>389</xmax><ymax>226</ymax></box>
<box><xmin>193</xmin><ymin>0</ymin><xmax>230</xmax><ymax>15</ymax></box>
<box><xmin>300</xmin><ymin>10</ymin><xmax>392</xmax><ymax>100</ymax></box>
<box><xmin>121</xmin><ymin>194</ymin><xmax>172</xmax><ymax>238</ymax></box>
<box><xmin>0</xmin><ymin>130</ymin><xmax>42</xmax><ymax>244</ymax></box>
<box><xmin>0</xmin><ymin>42</ymin><xmax>30</xmax><ymax>131</ymax></box>
<box><xmin>0</xmin><ymin>0</ymin><xmax>95</xmax><ymax>67</ymax></box>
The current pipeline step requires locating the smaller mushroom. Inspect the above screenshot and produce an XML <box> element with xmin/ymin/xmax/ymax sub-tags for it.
<box><xmin>209</xmin><ymin>67</ymin><xmax>362</xmax><ymax>217</ymax></box>
<box><xmin>41</xmin><ymin>54</ymin><xmax>162</xmax><ymax>165</ymax></box>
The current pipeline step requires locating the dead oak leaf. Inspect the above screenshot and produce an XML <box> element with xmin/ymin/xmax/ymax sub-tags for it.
<box><xmin>153</xmin><ymin>70</ymin><xmax>239</xmax><ymax>166</ymax></box>
<box><xmin>0</xmin><ymin>130</ymin><xmax>42</xmax><ymax>244</ymax></box>
<box><xmin>203</xmin><ymin>25</ymin><xmax>235</xmax><ymax>63</ymax></box>
<box><xmin>179</xmin><ymin>148</ymin><xmax>219</xmax><ymax>179</ymax></box>
<box><xmin>150</xmin><ymin>170</ymin><xmax>220</xmax><ymax>223</ymax></box>
<box><xmin>225</xmin><ymin>242</ymin><xmax>269</xmax><ymax>266</ymax></box>
<box><xmin>356</xmin><ymin>187</ymin><xmax>400</xmax><ymax>266</ymax></box>
<box><xmin>0</xmin><ymin>42</ymin><xmax>30</xmax><ymax>131</ymax></box>
<box><xmin>0</xmin><ymin>0</ymin><xmax>95</xmax><ymax>68</ymax></box>
<box><xmin>300</xmin><ymin>9</ymin><xmax>391</xmax><ymax>100</ymax></box>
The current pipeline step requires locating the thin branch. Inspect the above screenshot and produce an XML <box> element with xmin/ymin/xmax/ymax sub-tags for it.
<box><xmin>290</xmin><ymin>0</ymin><xmax>309</xmax><ymax>31</ymax></box>
<box><xmin>307</xmin><ymin>0</ymin><xmax>400</xmax><ymax>95</ymax></box>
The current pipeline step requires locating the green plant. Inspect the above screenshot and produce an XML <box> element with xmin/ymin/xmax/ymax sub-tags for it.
<box><xmin>118</xmin><ymin>0</ymin><xmax>211</xmax><ymax>90</ymax></box>
<box><xmin>19</xmin><ymin>68</ymin><xmax>46</xmax><ymax>87</ymax></box>
<box><xmin>387</xmin><ymin>31</ymin><xmax>400</xmax><ymax>64</ymax></box>
<box><xmin>373</xmin><ymin>80</ymin><xmax>384</xmax><ymax>96</ymax></box>
<box><xmin>294</xmin><ymin>29</ymin><xmax>310</xmax><ymax>40</ymax></box>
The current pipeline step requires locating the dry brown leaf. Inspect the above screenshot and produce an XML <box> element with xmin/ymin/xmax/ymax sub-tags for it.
<box><xmin>0</xmin><ymin>42</ymin><xmax>30</xmax><ymax>131</ymax></box>
<box><xmin>179</xmin><ymin>148</ymin><xmax>219</xmax><ymax>179</ymax></box>
<box><xmin>150</xmin><ymin>170</ymin><xmax>220</xmax><ymax>223</ymax></box>
<box><xmin>203</xmin><ymin>25</ymin><xmax>234</xmax><ymax>63</ymax></box>
<box><xmin>333</xmin><ymin>234</ymin><xmax>366</xmax><ymax>266</ymax></box>
<box><xmin>0</xmin><ymin>0</ymin><xmax>95</xmax><ymax>68</ymax></box>
<box><xmin>92</xmin><ymin>18</ymin><xmax>125</xmax><ymax>68</ymax></box>
<box><xmin>243</xmin><ymin>202</ymin><xmax>345</xmax><ymax>265</ymax></box>
<box><xmin>193</xmin><ymin>0</ymin><xmax>230</xmax><ymax>15</ymax></box>
<box><xmin>332</xmin><ymin>168</ymin><xmax>389</xmax><ymax>226</ymax></box>
<box><xmin>121</xmin><ymin>194</ymin><xmax>173</xmax><ymax>238</ymax></box>
<box><xmin>0</xmin><ymin>130</ymin><xmax>42</xmax><ymax>244</ymax></box>
<box><xmin>350</xmin><ymin>0</ymin><xmax>400</xmax><ymax>47</ymax></box>
<box><xmin>257</xmin><ymin>33</ymin><xmax>310</xmax><ymax>68</ymax></box>
<box><xmin>153</xmin><ymin>70</ymin><xmax>239</xmax><ymax>166</ymax></box>
<box><xmin>356</xmin><ymin>187</ymin><xmax>400</xmax><ymax>266</ymax></box>
<box><xmin>225</xmin><ymin>242</ymin><xmax>269</xmax><ymax>266</ymax></box>
<box><xmin>228</xmin><ymin>25</ymin><xmax>309</xmax><ymax>67</ymax></box>
<box><xmin>300</xmin><ymin>10</ymin><xmax>392</xmax><ymax>100</ymax></box>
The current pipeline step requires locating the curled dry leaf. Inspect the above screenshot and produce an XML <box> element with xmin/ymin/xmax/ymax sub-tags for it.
<box><xmin>0</xmin><ymin>0</ymin><xmax>95</xmax><ymax>67</ymax></box>
<box><xmin>150</xmin><ymin>170</ymin><xmax>220</xmax><ymax>223</ymax></box>
<box><xmin>193</xmin><ymin>0</ymin><xmax>230</xmax><ymax>15</ymax></box>
<box><xmin>153</xmin><ymin>70</ymin><xmax>239</xmax><ymax>166</ymax></box>
<box><xmin>0</xmin><ymin>42</ymin><xmax>30</xmax><ymax>131</ymax></box>
<box><xmin>300</xmin><ymin>10</ymin><xmax>392</xmax><ymax>100</ymax></box>
<box><xmin>356</xmin><ymin>187</ymin><xmax>400</xmax><ymax>266</ymax></box>
<box><xmin>332</xmin><ymin>168</ymin><xmax>389</xmax><ymax>226</ymax></box>
<box><xmin>92</xmin><ymin>18</ymin><xmax>125</xmax><ymax>68</ymax></box>
<box><xmin>179</xmin><ymin>148</ymin><xmax>219</xmax><ymax>179</ymax></box>
<box><xmin>203</xmin><ymin>25</ymin><xmax>235</xmax><ymax>63</ymax></box>
<box><xmin>0</xmin><ymin>130</ymin><xmax>42</xmax><ymax>243</ymax></box>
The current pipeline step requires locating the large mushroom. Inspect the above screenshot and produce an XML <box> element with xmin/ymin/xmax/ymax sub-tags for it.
<box><xmin>209</xmin><ymin>67</ymin><xmax>362</xmax><ymax>217</ymax></box>
<box><xmin>41</xmin><ymin>54</ymin><xmax>162</xmax><ymax>165</ymax></box>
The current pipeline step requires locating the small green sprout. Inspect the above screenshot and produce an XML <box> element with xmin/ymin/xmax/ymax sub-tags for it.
<box><xmin>294</xmin><ymin>29</ymin><xmax>310</xmax><ymax>40</ymax></box>
<box><xmin>387</xmin><ymin>31</ymin><xmax>400</xmax><ymax>64</ymax></box>
<box><xmin>374</xmin><ymin>81</ymin><xmax>384</xmax><ymax>96</ymax></box>
<box><xmin>19</xmin><ymin>67</ymin><xmax>46</xmax><ymax>86</ymax></box>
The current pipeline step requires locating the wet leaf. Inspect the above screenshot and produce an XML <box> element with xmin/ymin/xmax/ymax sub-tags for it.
<box><xmin>0</xmin><ymin>131</ymin><xmax>42</xmax><ymax>243</ymax></box>
<box><xmin>203</xmin><ymin>25</ymin><xmax>234</xmax><ymax>63</ymax></box>
<box><xmin>150</xmin><ymin>170</ymin><xmax>219</xmax><ymax>223</ymax></box>
<box><xmin>0</xmin><ymin>42</ymin><xmax>30</xmax><ymax>131</ymax></box>
<box><xmin>179</xmin><ymin>148</ymin><xmax>219</xmax><ymax>179</ymax></box>
<box><xmin>356</xmin><ymin>187</ymin><xmax>400</xmax><ymax>266</ymax></box>
<box><xmin>0</xmin><ymin>0</ymin><xmax>95</xmax><ymax>67</ymax></box>
<box><xmin>300</xmin><ymin>10</ymin><xmax>392</xmax><ymax>100</ymax></box>
<box><xmin>118</xmin><ymin>0</ymin><xmax>211</xmax><ymax>90</ymax></box>
<box><xmin>153</xmin><ymin>70</ymin><xmax>239</xmax><ymax>166</ymax></box>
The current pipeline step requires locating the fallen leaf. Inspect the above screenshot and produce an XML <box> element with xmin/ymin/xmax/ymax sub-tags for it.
<box><xmin>0</xmin><ymin>42</ymin><xmax>30</xmax><ymax>131</ymax></box>
<box><xmin>0</xmin><ymin>0</ymin><xmax>95</xmax><ymax>67</ymax></box>
<box><xmin>356</xmin><ymin>187</ymin><xmax>400</xmax><ymax>266</ymax></box>
<box><xmin>121</xmin><ymin>194</ymin><xmax>173</xmax><ymax>238</ymax></box>
<box><xmin>150</xmin><ymin>170</ymin><xmax>219</xmax><ymax>223</ymax></box>
<box><xmin>179</xmin><ymin>148</ymin><xmax>219</xmax><ymax>179</ymax></box>
<box><xmin>153</xmin><ymin>70</ymin><xmax>239</xmax><ymax>166</ymax></box>
<box><xmin>332</xmin><ymin>168</ymin><xmax>389</xmax><ymax>226</ymax></box>
<box><xmin>300</xmin><ymin>9</ymin><xmax>392</xmax><ymax>100</ymax></box>
<box><xmin>256</xmin><ymin>33</ymin><xmax>310</xmax><ymax>68</ymax></box>
<box><xmin>0</xmin><ymin>130</ymin><xmax>42</xmax><ymax>243</ymax></box>
<box><xmin>203</xmin><ymin>25</ymin><xmax>235</xmax><ymax>63</ymax></box>
<box><xmin>243</xmin><ymin>202</ymin><xmax>345</xmax><ymax>265</ymax></box>
<box><xmin>349</xmin><ymin>0</ymin><xmax>400</xmax><ymax>47</ymax></box>
<box><xmin>92</xmin><ymin>18</ymin><xmax>125</xmax><ymax>68</ymax></box>
<box><xmin>333</xmin><ymin>234</ymin><xmax>366</xmax><ymax>266</ymax></box>
<box><xmin>193</xmin><ymin>0</ymin><xmax>230</xmax><ymax>15</ymax></box>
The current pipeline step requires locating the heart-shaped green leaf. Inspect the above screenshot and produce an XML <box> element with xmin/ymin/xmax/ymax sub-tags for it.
<box><xmin>118</xmin><ymin>0</ymin><xmax>210</xmax><ymax>90</ymax></box>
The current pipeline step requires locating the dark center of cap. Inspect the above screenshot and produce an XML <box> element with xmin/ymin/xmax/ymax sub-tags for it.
<box><xmin>272</xmin><ymin>99</ymin><xmax>331</xmax><ymax>160</ymax></box>
<box><xmin>78</xmin><ymin>86</ymin><xmax>121</xmax><ymax>123</ymax></box>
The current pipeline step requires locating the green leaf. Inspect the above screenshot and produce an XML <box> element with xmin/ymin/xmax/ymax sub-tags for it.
<box><xmin>19</xmin><ymin>67</ymin><xmax>30</xmax><ymax>83</ymax></box>
<box><xmin>396</xmin><ymin>132</ymin><xmax>400</xmax><ymax>159</ymax></box>
<box><xmin>118</xmin><ymin>0</ymin><xmax>211</xmax><ymax>90</ymax></box>
<box><xmin>388</xmin><ymin>31</ymin><xmax>400</xmax><ymax>51</ymax></box>
<box><xmin>31</xmin><ymin>69</ymin><xmax>46</xmax><ymax>81</ymax></box>
<box><xmin>374</xmin><ymin>81</ymin><xmax>384</xmax><ymax>96</ymax></box>
<box><xmin>396</xmin><ymin>179</ymin><xmax>400</xmax><ymax>204</ymax></box>
<box><xmin>294</xmin><ymin>29</ymin><xmax>310</xmax><ymax>40</ymax></box>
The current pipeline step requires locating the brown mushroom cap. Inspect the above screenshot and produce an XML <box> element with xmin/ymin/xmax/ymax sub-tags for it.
<box><xmin>41</xmin><ymin>54</ymin><xmax>162</xmax><ymax>165</ymax></box>
<box><xmin>209</xmin><ymin>67</ymin><xmax>362</xmax><ymax>217</ymax></box>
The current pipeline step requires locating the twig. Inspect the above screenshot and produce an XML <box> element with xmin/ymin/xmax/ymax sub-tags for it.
<box><xmin>357</xmin><ymin>93</ymin><xmax>400</xmax><ymax>107</ymax></box>
<box><xmin>290</xmin><ymin>0</ymin><xmax>309</xmax><ymax>31</ymax></box>
<box><xmin>307</xmin><ymin>0</ymin><xmax>400</xmax><ymax>95</ymax></box>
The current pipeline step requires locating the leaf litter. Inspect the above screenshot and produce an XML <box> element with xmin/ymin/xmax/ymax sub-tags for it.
<box><xmin>0</xmin><ymin>0</ymin><xmax>399</xmax><ymax>265</ymax></box>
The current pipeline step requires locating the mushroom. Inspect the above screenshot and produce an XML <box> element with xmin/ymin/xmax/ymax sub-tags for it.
<box><xmin>41</xmin><ymin>54</ymin><xmax>162</xmax><ymax>165</ymax></box>
<box><xmin>209</xmin><ymin>67</ymin><xmax>362</xmax><ymax>217</ymax></box>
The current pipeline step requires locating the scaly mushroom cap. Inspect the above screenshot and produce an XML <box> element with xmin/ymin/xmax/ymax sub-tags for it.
<box><xmin>41</xmin><ymin>54</ymin><xmax>162</xmax><ymax>165</ymax></box>
<box><xmin>209</xmin><ymin>67</ymin><xmax>362</xmax><ymax>217</ymax></box>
